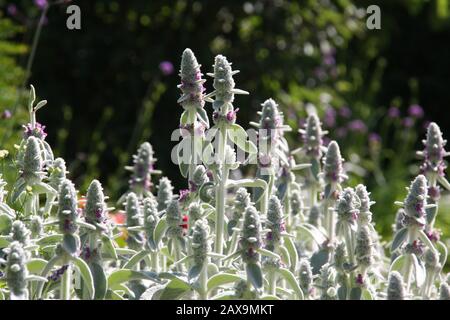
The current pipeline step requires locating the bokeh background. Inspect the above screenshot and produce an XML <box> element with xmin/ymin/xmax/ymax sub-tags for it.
<box><xmin>1</xmin><ymin>0</ymin><xmax>450</xmax><ymax>240</ymax></box>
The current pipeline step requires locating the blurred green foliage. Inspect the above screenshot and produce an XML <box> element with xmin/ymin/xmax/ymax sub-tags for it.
<box><xmin>1</xmin><ymin>0</ymin><xmax>450</xmax><ymax>241</ymax></box>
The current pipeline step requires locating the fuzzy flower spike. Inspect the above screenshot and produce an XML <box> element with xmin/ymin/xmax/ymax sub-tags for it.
<box><xmin>178</xmin><ymin>48</ymin><xmax>209</xmax><ymax>128</ymax></box>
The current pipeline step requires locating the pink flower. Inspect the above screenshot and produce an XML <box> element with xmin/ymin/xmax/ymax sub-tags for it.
<box><xmin>34</xmin><ymin>0</ymin><xmax>48</xmax><ymax>9</ymax></box>
<box><xmin>159</xmin><ymin>61</ymin><xmax>174</xmax><ymax>76</ymax></box>
<box><xmin>408</xmin><ymin>104</ymin><xmax>424</xmax><ymax>118</ymax></box>
<box><xmin>7</xmin><ymin>4</ymin><xmax>18</xmax><ymax>16</ymax></box>
<box><xmin>388</xmin><ymin>106</ymin><xmax>400</xmax><ymax>118</ymax></box>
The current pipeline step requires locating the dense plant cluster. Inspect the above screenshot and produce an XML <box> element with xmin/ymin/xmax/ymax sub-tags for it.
<box><xmin>0</xmin><ymin>50</ymin><xmax>449</xmax><ymax>300</ymax></box>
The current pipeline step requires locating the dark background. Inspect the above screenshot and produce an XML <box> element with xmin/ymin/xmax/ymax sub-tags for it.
<box><xmin>2</xmin><ymin>0</ymin><xmax>450</xmax><ymax>236</ymax></box>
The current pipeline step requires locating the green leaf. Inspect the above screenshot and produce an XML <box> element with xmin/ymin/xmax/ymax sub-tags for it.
<box><xmin>389</xmin><ymin>254</ymin><xmax>406</xmax><ymax>273</ymax></box>
<box><xmin>257</xmin><ymin>248</ymin><xmax>281</xmax><ymax>260</ymax></box>
<box><xmin>159</xmin><ymin>278</ymin><xmax>191</xmax><ymax>300</ymax></box>
<box><xmin>310</xmin><ymin>247</ymin><xmax>330</xmax><ymax>274</ymax></box>
<box><xmin>62</xmin><ymin>234</ymin><xmax>79</xmax><ymax>255</ymax></box>
<box><xmin>436</xmin><ymin>240</ymin><xmax>448</xmax><ymax>267</ymax></box>
<box><xmin>0</xmin><ymin>236</ymin><xmax>10</xmax><ymax>248</ymax></box>
<box><xmin>35</xmin><ymin>256</ymin><xmax>60</xmax><ymax>299</ymax></box>
<box><xmin>207</xmin><ymin>273</ymin><xmax>245</xmax><ymax>292</ymax></box>
<box><xmin>0</xmin><ymin>204</ymin><xmax>15</xmax><ymax>218</ymax></box>
<box><xmin>284</xmin><ymin>236</ymin><xmax>298</xmax><ymax>271</ymax></box>
<box><xmin>101</xmin><ymin>235</ymin><xmax>118</xmax><ymax>260</ymax></box>
<box><xmin>180</xmin><ymin>110</ymin><xmax>189</xmax><ymax>125</ymax></box>
<box><xmin>27</xmin><ymin>258</ymin><xmax>48</xmax><ymax>274</ymax></box>
<box><xmin>90</xmin><ymin>262</ymin><xmax>108</xmax><ymax>300</ymax></box>
<box><xmin>177</xmin><ymin>143</ymin><xmax>190</xmax><ymax>178</ymax></box>
<box><xmin>411</xmin><ymin>254</ymin><xmax>425</xmax><ymax>287</ymax></box>
<box><xmin>276</xmin><ymin>268</ymin><xmax>304</xmax><ymax>300</ymax></box>
<box><xmin>115</xmin><ymin>248</ymin><xmax>137</xmax><ymax>255</ymax></box>
<box><xmin>123</xmin><ymin>250</ymin><xmax>150</xmax><ymax>269</ymax></box>
<box><xmin>362</xmin><ymin>288</ymin><xmax>373</xmax><ymax>300</ymax></box>
<box><xmin>310</xmin><ymin>159</ymin><xmax>320</xmax><ymax>180</ymax></box>
<box><xmin>76</xmin><ymin>220</ymin><xmax>96</xmax><ymax>230</ymax></box>
<box><xmin>297</xmin><ymin>224</ymin><xmax>325</xmax><ymax>246</ymax></box>
<box><xmin>196</xmin><ymin>108</ymin><xmax>209</xmax><ymax>127</ymax></box>
<box><xmin>278</xmin><ymin>245</ymin><xmax>291</xmax><ymax>268</ymax></box>
<box><xmin>36</xmin><ymin>234</ymin><xmax>63</xmax><ymax>246</ymax></box>
<box><xmin>418</xmin><ymin>230</ymin><xmax>437</xmax><ymax>253</ymax></box>
<box><xmin>390</xmin><ymin>227</ymin><xmax>408</xmax><ymax>253</ymax></box>
<box><xmin>246</xmin><ymin>263</ymin><xmax>263</xmax><ymax>289</ymax></box>
<box><xmin>33</xmin><ymin>182</ymin><xmax>57</xmax><ymax>195</ymax></box>
<box><xmin>12</xmin><ymin>178</ymin><xmax>26</xmax><ymax>203</ymax></box>
<box><xmin>72</xmin><ymin>257</ymin><xmax>95</xmax><ymax>300</ymax></box>
<box><xmin>350</xmin><ymin>287</ymin><xmax>362</xmax><ymax>300</ymax></box>
<box><xmin>188</xmin><ymin>264</ymin><xmax>203</xmax><ymax>282</ymax></box>
<box><xmin>108</xmin><ymin>269</ymin><xmax>160</xmax><ymax>288</ymax></box>
<box><xmin>153</xmin><ymin>216</ymin><xmax>167</xmax><ymax>246</ymax></box>
<box><xmin>228</xmin><ymin>124</ymin><xmax>257</xmax><ymax>154</ymax></box>
<box><xmin>0</xmin><ymin>213</ymin><xmax>12</xmax><ymax>233</ymax></box>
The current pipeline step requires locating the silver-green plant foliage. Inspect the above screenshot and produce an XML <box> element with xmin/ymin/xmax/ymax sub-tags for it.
<box><xmin>156</xmin><ymin>177</ymin><xmax>173</xmax><ymax>212</ymax></box>
<box><xmin>4</xmin><ymin>241</ymin><xmax>29</xmax><ymax>300</ymax></box>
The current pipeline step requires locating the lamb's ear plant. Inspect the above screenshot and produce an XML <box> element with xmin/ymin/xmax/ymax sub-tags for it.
<box><xmin>2</xmin><ymin>49</ymin><xmax>450</xmax><ymax>301</ymax></box>
<box><xmin>204</xmin><ymin>54</ymin><xmax>256</xmax><ymax>258</ymax></box>
<box><xmin>391</xmin><ymin>175</ymin><xmax>438</xmax><ymax>295</ymax></box>
<box><xmin>292</xmin><ymin>110</ymin><xmax>327</xmax><ymax>207</ymax></box>
<box><xmin>3</xmin><ymin>241</ymin><xmax>47</xmax><ymax>300</ymax></box>
<box><xmin>119</xmin><ymin>142</ymin><xmax>161</xmax><ymax>203</ymax></box>
<box><xmin>35</xmin><ymin>179</ymin><xmax>95</xmax><ymax>300</ymax></box>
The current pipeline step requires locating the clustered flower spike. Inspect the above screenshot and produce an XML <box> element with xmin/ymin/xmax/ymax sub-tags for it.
<box><xmin>22</xmin><ymin>136</ymin><xmax>44</xmax><ymax>185</ymax></box>
<box><xmin>318</xmin><ymin>263</ymin><xmax>337</xmax><ymax>300</ymax></box>
<box><xmin>336</xmin><ymin>187</ymin><xmax>360</xmax><ymax>224</ymax></box>
<box><xmin>334</xmin><ymin>242</ymin><xmax>347</xmax><ymax>272</ymax></box>
<box><xmin>57</xmin><ymin>179</ymin><xmax>79</xmax><ymax>235</ymax></box>
<box><xmin>4</xmin><ymin>242</ymin><xmax>29</xmax><ymax>300</ymax></box>
<box><xmin>10</xmin><ymin>220</ymin><xmax>31</xmax><ymax>247</ymax></box>
<box><xmin>424</xmin><ymin>248</ymin><xmax>440</xmax><ymax>272</ymax></box>
<box><xmin>125</xmin><ymin>192</ymin><xmax>143</xmax><ymax>228</ymax></box>
<box><xmin>258</xmin><ymin>98</ymin><xmax>284</xmax><ymax>147</ymax></box>
<box><xmin>299</xmin><ymin>113</ymin><xmax>326</xmax><ymax>160</ymax></box>
<box><xmin>387</xmin><ymin>271</ymin><xmax>405</xmax><ymax>300</ymax></box>
<box><xmin>157</xmin><ymin>177</ymin><xmax>173</xmax><ymax>212</ymax></box>
<box><xmin>228</xmin><ymin>187</ymin><xmax>251</xmax><ymax>235</ymax></box>
<box><xmin>127</xmin><ymin>142</ymin><xmax>158</xmax><ymax>195</ymax></box>
<box><xmin>188</xmin><ymin>202</ymin><xmax>203</xmax><ymax>225</ymax></box>
<box><xmin>165</xmin><ymin>199</ymin><xmax>184</xmax><ymax>239</ymax></box>
<box><xmin>265</xmin><ymin>195</ymin><xmax>285</xmax><ymax>251</ymax></box>
<box><xmin>440</xmin><ymin>282</ymin><xmax>450</xmax><ymax>300</ymax></box>
<box><xmin>178</xmin><ymin>49</ymin><xmax>206</xmax><ymax>117</ymax></box>
<box><xmin>299</xmin><ymin>259</ymin><xmax>313</xmax><ymax>294</ymax></box>
<box><xmin>125</xmin><ymin>192</ymin><xmax>144</xmax><ymax>249</ymax></box>
<box><xmin>208</xmin><ymin>54</ymin><xmax>248</xmax><ymax>117</ymax></box>
<box><xmin>143</xmin><ymin>197</ymin><xmax>159</xmax><ymax>247</ymax></box>
<box><xmin>23</xmin><ymin>122</ymin><xmax>47</xmax><ymax>140</ymax></box>
<box><xmin>355</xmin><ymin>225</ymin><xmax>373</xmax><ymax>269</ymax></box>
<box><xmin>190</xmin><ymin>165</ymin><xmax>209</xmax><ymax>191</ymax></box>
<box><xmin>30</xmin><ymin>215</ymin><xmax>43</xmax><ymax>238</ymax></box>
<box><xmin>239</xmin><ymin>205</ymin><xmax>262</xmax><ymax>264</ymax></box>
<box><xmin>322</xmin><ymin>141</ymin><xmax>346</xmax><ymax>185</ymax></box>
<box><xmin>85</xmin><ymin>179</ymin><xmax>107</xmax><ymax>225</ymax></box>
<box><xmin>393</xmin><ymin>208</ymin><xmax>405</xmax><ymax>233</ymax></box>
<box><xmin>290</xmin><ymin>189</ymin><xmax>305</xmax><ymax>217</ymax></box>
<box><xmin>192</xmin><ymin>219</ymin><xmax>210</xmax><ymax>266</ymax></box>
<box><xmin>403</xmin><ymin>175</ymin><xmax>428</xmax><ymax>225</ymax></box>
<box><xmin>419</xmin><ymin>122</ymin><xmax>448</xmax><ymax>178</ymax></box>
<box><xmin>48</xmin><ymin>158</ymin><xmax>67</xmax><ymax>190</ymax></box>
<box><xmin>355</xmin><ymin>184</ymin><xmax>374</xmax><ymax>225</ymax></box>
